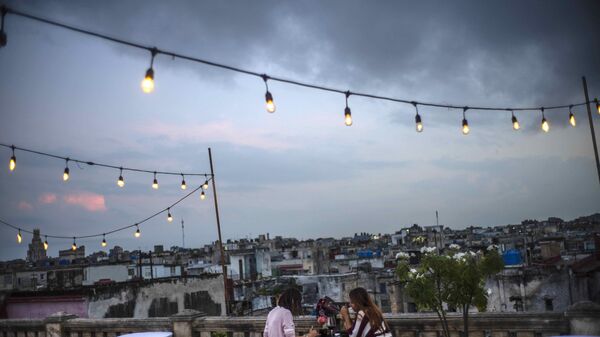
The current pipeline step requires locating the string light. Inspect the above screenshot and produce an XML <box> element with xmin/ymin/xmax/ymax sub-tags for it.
<box><xmin>568</xmin><ymin>105</ymin><xmax>576</xmax><ymax>127</ymax></box>
<box><xmin>181</xmin><ymin>174</ymin><xmax>187</xmax><ymax>190</ymax></box>
<box><xmin>117</xmin><ymin>167</ymin><xmax>125</xmax><ymax>187</ymax></box>
<box><xmin>9</xmin><ymin>145</ymin><xmax>15</xmax><ymax>171</ymax></box>
<box><xmin>344</xmin><ymin>91</ymin><xmax>353</xmax><ymax>126</ymax></box>
<box><xmin>595</xmin><ymin>98</ymin><xmax>600</xmax><ymax>115</ymax></box>
<box><xmin>152</xmin><ymin>172</ymin><xmax>159</xmax><ymax>189</ymax></box>
<box><xmin>202</xmin><ymin>180</ymin><xmax>209</xmax><ymax>190</ymax></box>
<box><xmin>167</xmin><ymin>208</ymin><xmax>173</xmax><ymax>222</ymax></box>
<box><xmin>141</xmin><ymin>48</ymin><xmax>157</xmax><ymax>94</ymax></box>
<box><xmin>200</xmin><ymin>190</ymin><xmax>206</xmax><ymax>200</ymax></box>
<box><xmin>0</xmin><ymin>6</ymin><xmax>592</xmax><ymax>128</ymax></box>
<box><xmin>541</xmin><ymin>108</ymin><xmax>550</xmax><ymax>133</ymax></box>
<box><xmin>134</xmin><ymin>225</ymin><xmax>141</xmax><ymax>238</ymax></box>
<box><xmin>0</xmin><ymin>181</ymin><xmax>206</xmax><ymax>246</ymax></box>
<box><xmin>262</xmin><ymin>75</ymin><xmax>275</xmax><ymax>113</ymax></box>
<box><xmin>71</xmin><ymin>237</ymin><xmax>77</xmax><ymax>251</ymax></box>
<box><xmin>63</xmin><ymin>158</ymin><xmax>70</xmax><ymax>181</ymax></box>
<box><xmin>462</xmin><ymin>107</ymin><xmax>470</xmax><ymax>135</ymax></box>
<box><xmin>511</xmin><ymin>110</ymin><xmax>520</xmax><ymax>131</ymax></box>
<box><xmin>101</xmin><ymin>234</ymin><xmax>107</xmax><ymax>247</ymax></box>
<box><xmin>44</xmin><ymin>235</ymin><xmax>49</xmax><ymax>250</ymax></box>
<box><xmin>413</xmin><ymin>102</ymin><xmax>423</xmax><ymax>133</ymax></box>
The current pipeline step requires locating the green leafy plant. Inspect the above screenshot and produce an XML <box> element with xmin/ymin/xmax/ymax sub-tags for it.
<box><xmin>397</xmin><ymin>247</ymin><xmax>504</xmax><ymax>337</ymax></box>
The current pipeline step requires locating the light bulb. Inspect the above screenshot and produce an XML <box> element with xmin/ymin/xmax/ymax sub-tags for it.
<box><xmin>152</xmin><ymin>178</ymin><xmax>159</xmax><ymax>189</ymax></box>
<box><xmin>265</xmin><ymin>91</ymin><xmax>276</xmax><ymax>113</ymax></box>
<box><xmin>569</xmin><ymin>112</ymin><xmax>576</xmax><ymax>127</ymax></box>
<box><xmin>44</xmin><ymin>237</ymin><xmax>49</xmax><ymax>251</ymax></box>
<box><xmin>596</xmin><ymin>100</ymin><xmax>600</xmax><ymax>114</ymax></box>
<box><xmin>63</xmin><ymin>167</ymin><xmax>70</xmax><ymax>181</ymax></box>
<box><xmin>200</xmin><ymin>191</ymin><xmax>206</xmax><ymax>200</ymax></box>
<box><xmin>167</xmin><ymin>209</ymin><xmax>173</xmax><ymax>222</ymax></box>
<box><xmin>72</xmin><ymin>239</ymin><xmax>77</xmax><ymax>251</ymax></box>
<box><xmin>141</xmin><ymin>68</ymin><xmax>155</xmax><ymax>93</ymax></box>
<box><xmin>135</xmin><ymin>227</ymin><xmax>141</xmax><ymax>238</ymax></box>
<box><xmin>512</xmin><ymin>115</ymin><xmax>520</xmax><ymax>130</ymax></box>
<box><xmin>181</xmin><ymin>178</ymin><xmax>187</xmax><ymax>190</ymax></box>
<box><xmin>202</xmin><ymin>180</ymin><xmax>209</xmax><ymax>190</ymax></box>
<box><xmin>541</xmin><ymin>118</ymin><xmax>550</xmax><ymax>132</ymax></box>
<box><xmin>415</xmin><ymin>113</ymin><xmax>423</xmax><ymax>133</ymax></box>
<box><xmin>9</xmin><ymin>155</ymin><xmax>16</xmax><ymax>171</ymax></box>
<box><xmin>344</xmin><ymin>107</ymin><xmax>353</xmax><ymax>126</ymax></box>
<box><xmin>118</xmin><ymin>175</ymin><xmax>125</xmax><ymax>187</ymax></box>
<box><xmin>17</xmin><ymin>230</ymin><xmax>22</xmax><ymax>243</ymax></box>
<box><xmin>462</xmin><ymin>119</ymin><xmax>470</xmax><ymax>135</ymax></box>
<box><xmin>101</xmin><ymin>235</ymin><xmax>107</xmax><ymax>247</ymax></box>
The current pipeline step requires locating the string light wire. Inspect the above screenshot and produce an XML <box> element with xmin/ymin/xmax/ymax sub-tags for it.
<box><xmin>0</xmin><ymin>181</ymin><xmax>209</xmax><ymax>241</ymax></box>
<box><xmin>1</xmin><ymin>6</ymin><xmax>592</xmax><ymax>116</ymax></box>
<box><xmin>1</xmin><ymin>143</ymin><xmax>212</xmax><ymax>178</ymax></box>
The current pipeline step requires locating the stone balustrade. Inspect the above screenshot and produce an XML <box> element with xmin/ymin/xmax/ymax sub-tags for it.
<box><xmin>1</xmin><ymin>302</ymin><xmax>599</xmax><ymax>337</ymax></box>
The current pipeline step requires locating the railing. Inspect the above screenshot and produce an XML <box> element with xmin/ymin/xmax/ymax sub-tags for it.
<box><xmin>1</xmin><ymin>302</ymin><xmax>598</xmax><ymax>337</ymax></box>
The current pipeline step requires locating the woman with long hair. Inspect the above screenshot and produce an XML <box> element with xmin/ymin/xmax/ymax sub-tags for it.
<box><xmin>264</xmin><ymin>288</ymin><xmax>318</xmax><ymax>337</ymax></box>
<box><xmin>340</xmin><ymin>287</ymin><xmax>392</xmax><ymax>337</ymax></box>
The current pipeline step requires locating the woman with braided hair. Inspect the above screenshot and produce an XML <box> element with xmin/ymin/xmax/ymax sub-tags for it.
<box><xmin>264</xmin><ymin>288</ymin><xmax>318</xmax><ymax>337</ymax></box>
<box><xmin>340</xmin><ymin>287</ymin><xmax>392</xmax><ymax>337</ymax></box>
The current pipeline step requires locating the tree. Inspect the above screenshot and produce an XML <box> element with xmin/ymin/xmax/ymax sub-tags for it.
<box><xmin>397</xmin><ymin>247</ymin><xmax>504</xmax><ymax>337</ymax></box>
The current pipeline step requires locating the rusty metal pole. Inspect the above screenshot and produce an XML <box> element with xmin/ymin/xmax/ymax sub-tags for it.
<box><xmin>208</xmin><ymin>147</ymin><xmax>229</xmax><ymax>315</ymax></box>
<box><xmin>581</xmin><ymin>77</ymin><xmax>600</xmax><ymax>185</ymax></box>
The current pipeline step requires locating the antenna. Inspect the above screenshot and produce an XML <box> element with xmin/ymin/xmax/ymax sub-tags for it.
<box><xmin>181</xmin><ymin>218</ymin><xmax>185</xmax><ymax>248</ymax></box>
<box><xmin>436</xmin><ymin>210</ymin><xmax>439</xmax><ymax>227</ymax></box>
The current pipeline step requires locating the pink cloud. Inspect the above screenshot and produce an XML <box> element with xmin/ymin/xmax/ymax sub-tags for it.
<box><xmin>63</xmin><ymin>192</ymin><xmax>107</xmax><ymax>212</ymax></box>
<box><xmin>39</xmin><ymin>193</ymin><xmax>58</xmax><ymax>204</ymax></box>
<box><xmin>18</xmin><ymin>201</ymin><xmax>34</xmax><ymax>211</ymax></box>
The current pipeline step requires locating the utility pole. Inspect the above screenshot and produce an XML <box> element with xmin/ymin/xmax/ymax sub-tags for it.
<box><xmin>581</xmin><ymin>77</ymin><xmax>600</xmax><ymax>185</ymax></box>
<box><xmin>209</xmin><ymin>148</ymin><xmax>229</xmax><ymax>315</ymax></box>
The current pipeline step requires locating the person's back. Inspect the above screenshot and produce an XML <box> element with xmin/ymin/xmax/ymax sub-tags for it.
<box><xmin>264</xmin><ymin>306</ymin><xmax>295</xmax><ymax>337</ymax></box>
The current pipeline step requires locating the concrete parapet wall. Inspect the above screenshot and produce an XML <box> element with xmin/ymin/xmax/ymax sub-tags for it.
<box><xmin>0</xmin><ymin>305</ymin><xmax>598</xmax><ymax>337</ymax></box>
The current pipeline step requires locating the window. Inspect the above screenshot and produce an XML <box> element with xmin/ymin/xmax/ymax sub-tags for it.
<box><xmin>379</xmin><ymin>283</ymin><xmax>387</xmax><ymax>293</ymax></box>
<box><xmin>545</xmin><ymin>298</ymin><xmax>553</xmax><ymax>311</ymax></box>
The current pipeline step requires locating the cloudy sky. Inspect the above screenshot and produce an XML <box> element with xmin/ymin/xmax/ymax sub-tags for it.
<box><xmin>0</xmin><ymin>1</ymin><xmax>599</xmax><ymax>260</ymax></box>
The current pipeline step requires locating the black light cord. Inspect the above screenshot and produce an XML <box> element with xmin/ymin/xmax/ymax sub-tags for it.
<box><xmin>0</xmin><ymin>181</ymin><xmax>209</xmax><ymax>240</ymax></box>
<box><xmin>0</xmin><ymin>143</ymin><xmax>212</xmax><ymax>177</ymax></box>
<box><xmin>2</xmin><ymin>6</ymin><xmax>592</xmax><ymax>113</ymax></box>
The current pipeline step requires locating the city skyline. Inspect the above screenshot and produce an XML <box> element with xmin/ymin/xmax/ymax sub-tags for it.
<box><xmin>1</xmin><ymin>1</ymin><xmax>600</xmax><ymax>261</ymax></box>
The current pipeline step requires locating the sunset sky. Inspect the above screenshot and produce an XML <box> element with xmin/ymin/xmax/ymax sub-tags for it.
<box><xmin>1</xmin><ymin>1</ymin><xmax>599</xmax><ymax>260</ymax></box>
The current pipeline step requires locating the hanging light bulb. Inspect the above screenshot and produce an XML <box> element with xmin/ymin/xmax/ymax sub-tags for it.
<box><xmin>596</xmin><ymin>99</ymin><xmax>600</xmax><ymax>115</ymax></box>
<box><xmin>511</xmin><ymin>110</ymin><xmax>520</xmax><ymax>130</ymax></box>
<box><xmin>152</xmin><ymin>172</ymin><xmax>159</xmax><ymax>189</ymax></box>
<box><xmin>568</xmin><ymin>105</ymin><xmax>576</xmax><ymax>127</ymax></box>
<box><xmin>262</xmin><ymin>75</ymin><xmax>276</xmax><ymax>113</ymax></box>
<box><xmin>9</xmin><ymin>145</ymin><xmax>16</xmax><ymax>171</ymax></box>
<box><xmin>200</xmin><ymin>191</ymin><xmax>206</xmax><ymax>200</ymax></box>
<box><xmin>141</xmin><ymin>48</ymin><xmax>157</xmax><ymax>93</ymax></box>
<box><xmin>541</xmin><ymin>108</ymin><xmax>550</xmax><ymax>133</ymax></box>
<box><xmin>461</xmin><ymin>107</ymin><xmax>470</xmax><ymax>135</ymax></box>
<box><xmin>344</xmin><ymin>91</ymin><xmax>353</xmax><ymax>126</ymax></box>
<box><xmin>117</xmin><ymin>167</ymin><xmax>125</xmax><ymax>187</ymax></box>
<box><xmin>72</xmin><ymin>237</ymin><xmax>77</xmax><ymax>251</ymax></box>
<box><xmin>101</xmin><ymin>234</ymin><xmax>107</xmax><ymax>247</ymax></box>
<box><xmin>44</xmin><ymin>236</ymin><xmax>49</xmax><ymax>251</ymax></box>
<box><xmin>180</xmin><ymin>174</ymin><xmax>187</xmax><ymax>190</ymax></box>
<box><xmin>202</xmin><ymin>179</ymin><xmax>209</xmax><ymax>190</ymax></box>
<box><xmin>167</xmin><ymin>208</ymin><xmax>173</xmax><ymax>222</ymax></box>
<box><xmin>17</xmin><ymin>229</ymin><xmax>22</xmax><ymax>243</ymax></box>
<box><xmin>413</xmin><ymin>102</ymin><xmax>423</xmax><ymax>133</ymax></box>
<box><xmin>135</xmin><ymin>225</ymin><xmax>141</xmax><ymax>238</ymax></box>
<box><xmin>63</xmin><ymin>158</ymin><xmax>70</xmax><ymax>181</ymax></box>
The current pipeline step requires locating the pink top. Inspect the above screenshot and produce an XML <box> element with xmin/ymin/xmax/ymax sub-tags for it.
<box><xmin>263</xmin><ymin>306</ymin><xmax>296</xmax><ymax>337</ymax></box>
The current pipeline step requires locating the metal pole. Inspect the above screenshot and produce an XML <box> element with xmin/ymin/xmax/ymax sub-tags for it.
<box><xmin>208</xmin><ymin>147</ymin><xmax>229</xmax><ymax>315</ymax></box>
<box><xmin>582</xmin><ymin>76</ymin><xmax>600</xmax><ymax>185</ymax></box>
